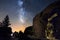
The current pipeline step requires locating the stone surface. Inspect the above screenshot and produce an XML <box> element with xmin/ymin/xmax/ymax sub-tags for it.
<box><xmin>33</xmin><ymin>0</ymin><xmax>60</xmax><ymax>40</ymax></box>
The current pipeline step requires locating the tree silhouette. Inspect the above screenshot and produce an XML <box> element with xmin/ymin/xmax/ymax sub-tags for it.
<box><xmin>13</xmin><ymin>31</ymin><xmax>19</xmax><ymax>40</ymax></box>
<box><xmin>2</xmin><ymin>15</ymin><xmax>10</xmax><ymax>27</ymax></box>
<box><xmin>24</xmin><ymin>26</ymin><xmax>33</xmax><ymax>36</ymax></box>
<box><xmin>13</xmin><ymin>31</ymin><xmax>19</xmax><ymax>38</ymax></box>
<box><xmin>23</xmin><ymin>26</ymin><xmax>33</xmax><ymax>40</ymax></box>
<box><xmin>0</xmin><ymin>15</ymin><xmax>12</xmax><ymax>40</ymax></box>
<box><xmin>18</xmin><ymin>31</ymin><xmax>24</xmax><ymax>40</ymax></box>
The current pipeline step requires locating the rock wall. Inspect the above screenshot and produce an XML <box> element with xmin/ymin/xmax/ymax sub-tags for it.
<box><xmin>33</xmin><ymin>0</ymin><xmax>60</xmax><ymax>39</ymax></box>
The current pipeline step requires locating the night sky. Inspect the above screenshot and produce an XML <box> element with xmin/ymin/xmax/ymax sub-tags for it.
<box><xmin>0</xmin><ymin>0</ymin><xmax>56</xmax><ymax>32</ymax></box>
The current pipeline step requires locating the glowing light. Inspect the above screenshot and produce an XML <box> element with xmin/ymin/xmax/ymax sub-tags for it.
<box><xmin>11</xmin><ymin>24</ymin><xmax>26</xmax><ymax>32</ymax></box>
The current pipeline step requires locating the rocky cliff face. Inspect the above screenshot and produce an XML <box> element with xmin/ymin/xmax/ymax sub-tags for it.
<box><xmin>33</xmin><ymin>11</ymin><xmax>48</xmax><ymax>39</ymax></box>
<box><xmin>33</xmin><ymin>0</ymin><xmax>60</xmax><ymax>40</ymax></box>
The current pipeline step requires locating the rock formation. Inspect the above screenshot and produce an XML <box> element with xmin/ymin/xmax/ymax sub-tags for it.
<box><xmin>33</xmin><ymin>0</ymin><xmax>60</xmax><ymax>40</ymax></box>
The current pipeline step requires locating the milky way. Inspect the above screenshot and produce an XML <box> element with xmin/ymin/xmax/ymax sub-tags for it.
<box><xmin>18</xmin><ymin>0</ymin><xmax>25</xmax><ymax>24</ymax></box>
<box><xmin>0</xmin><ymin>0</ymin><xmax>56</xmax><ymax>32</ymax></box>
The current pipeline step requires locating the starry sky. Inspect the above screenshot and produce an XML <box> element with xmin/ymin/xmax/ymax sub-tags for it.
<box><xmin>0</xmin><ymin>0</ymin><xmax>56</xmax><ymax>32</ymax></box>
